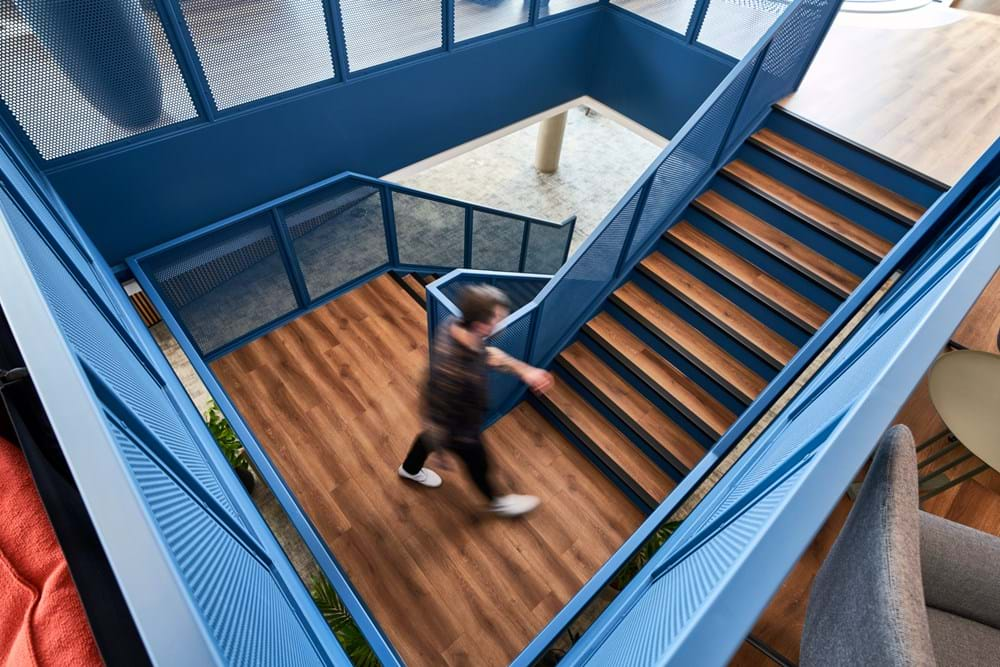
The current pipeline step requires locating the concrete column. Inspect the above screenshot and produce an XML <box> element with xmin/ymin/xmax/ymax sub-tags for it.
<box><xmin>534</xmin><ymin>111</ymin><xmax>568</xmax><ymax>174</ymax></box>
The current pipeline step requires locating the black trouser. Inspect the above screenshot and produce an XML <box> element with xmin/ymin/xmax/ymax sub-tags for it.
<box><xmin>402</xmin><ymin>432</ymin><xmax>496</xmax><ymax>501</ymax></box>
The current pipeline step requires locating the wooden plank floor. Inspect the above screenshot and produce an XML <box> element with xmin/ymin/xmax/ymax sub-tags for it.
<box><xmin>210</xmin><ymin>275</ymin><xmax>644</xmax><ymax>666</ymax></box>
<box><xmin>731</xmin><ymin>268</ymin><xmax>1000</xmax><ymax>665</ymax></box>
<box><xmin>780</xmin><ymin>8</ymin><xmax>1000</xmax><ymax>186</ymax></box>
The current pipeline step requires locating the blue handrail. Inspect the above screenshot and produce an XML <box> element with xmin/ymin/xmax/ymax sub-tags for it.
<box><xmin>129</xmin><ymin>170</ymin><xmax>576</xmax><ymax>360</ymax></box>
<box><xmin>564</xmin><ymin>163</ymin><xmax>1000</xmax><ymax>667</ymax></box>
<box><xmin>509</xmin><ymin>80</ymin><xmax>1000</xmax><ymax>667</ymax></box>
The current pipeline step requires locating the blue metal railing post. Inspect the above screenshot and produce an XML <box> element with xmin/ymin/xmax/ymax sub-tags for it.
<box><xmin>713</xmin><ymin>44</ymin><xmax>767</xmax><ymax>168</ymax></box>
<box><xmin>530</xmin><ymin>0</ymin><xmax>541</xmax><ymax>25</ymax></box>
<box><xmin>270</xmin><ymin>208</ymin><xmax>310</xmax><ymax>308</ymax></box>
<box><xmin>685</xmin><ymin>0</ymin><xmax>714</xmax><ymax>44</ymax></box>
<box><xmin>320</xmin><ymin>0</ymin><xmax>352</xmax><ymax>81</ymax></box>
<box><xmin>381</xmin><ymin>185</ymin><xmax>400</xmax><ymax>267</ymax></box>
<box><xmin>151</xmin><ymin>0</ymin><xmax>216</xmax><ymax>120</ymax></box>
<box><xmin>614</xmin><ymin>179</ymin><xmax>653</xmax><ymax>277</ymax></box>
<box><xmin>443</xmin><ymin>0</ymin><xmax>455</xmax><ymax>49</ymax></box>
<box><xmin>464</xmin><ymin>207</ymin><xmax>474</xmax><ymax>268</ymax></box>
<box><xmin>518</xmin><ymin>220</ymin><xmax>532</xmax><ymax>272</ymax></box>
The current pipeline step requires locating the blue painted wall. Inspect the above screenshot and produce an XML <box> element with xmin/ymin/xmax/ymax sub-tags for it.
<box><xmin>589</xmin><ymin>8</ymin><xmax>731</xmax><ymax>139</ymax></box>
<box><xmin>44</xmin><ymin>8</ymin><xmax>733</xmax><ymax>264</ymax></box>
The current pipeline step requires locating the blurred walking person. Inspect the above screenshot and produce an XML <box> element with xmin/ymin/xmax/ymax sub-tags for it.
<box><xmin>398</xmin><ymin>284</ymin><xmax>553</xmax><ymax>517</ymax></box>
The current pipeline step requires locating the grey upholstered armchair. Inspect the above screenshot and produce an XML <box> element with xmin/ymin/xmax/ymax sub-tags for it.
<box><xmin>800</xmin><ymin>425</ymin><xmax>1000</xmax><ymax>666</ymax></box>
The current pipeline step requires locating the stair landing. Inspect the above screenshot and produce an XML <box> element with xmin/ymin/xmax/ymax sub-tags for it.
<box><xmin>210</xmin><ymin>274</ymin><xmax>643</xmax><ymax>667</ymax></box>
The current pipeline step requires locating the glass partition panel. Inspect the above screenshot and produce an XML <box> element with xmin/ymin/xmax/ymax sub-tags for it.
<box><xmin>143</xmin><ymin>213</ymin><xmax>297</xmax><ymax>354</ymax></box>
<box><xmin>522</xmin><ymin>222</ymin><xmax>571</xmax><ymax>274</ymax></box>
<box><xmin>393</xmin><ymin>192</ymin><xmax>467</xmax><ymax>268</ymax></box>
<box><xmin>471</xmin><ymin>210</ymin><xmax>525</xmax><ymax>271</ymax></box>
<box><xmin>280</xmin><ymin>179</ymin><xmax>387</xmax><ymax>300</ymax></box>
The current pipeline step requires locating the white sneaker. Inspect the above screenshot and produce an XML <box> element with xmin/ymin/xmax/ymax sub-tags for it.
<box><xmin>489</xmin><ymin>494</ymin><xmax>540</xmax><ymax>517</ymax></box>
<box><xmin>397</xmin><ymin>466</ymin><xmax>442</xmax><ymax>488</ymax></box>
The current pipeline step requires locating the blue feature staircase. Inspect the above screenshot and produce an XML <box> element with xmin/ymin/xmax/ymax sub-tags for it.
<box><xmin>530</xmin><ymin>109</ymin><xmax>944</xmax><ymax>512</ymax></box>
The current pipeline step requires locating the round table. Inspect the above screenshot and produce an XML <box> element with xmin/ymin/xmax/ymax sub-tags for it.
<box><xmin>920</xmin><ymin>350</ymin><xmax>1000</xmax><ymax>498</ymax></box>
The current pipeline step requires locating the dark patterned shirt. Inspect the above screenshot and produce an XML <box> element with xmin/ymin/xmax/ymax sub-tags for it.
<box><xmin>423</xmin><ymin>318</ymin><xmax>488</xmax><ymax>443</ymax></box>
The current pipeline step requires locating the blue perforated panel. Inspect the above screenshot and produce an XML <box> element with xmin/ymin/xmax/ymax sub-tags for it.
<box><xmin>0</xmin><ymin>0</ymin><xmax>197</xmax><ymax>159</ymax></box>
<box><xmin>4</xmin><ymin>195</ymin><xmax>245</xmax><ymax>525</ymax></box>
<box><xmin>486</xmin><ymin>311</ymin><xmax>533</xmax><ymax>411</ymax></box>
<box><xmin>626</xmin><ymin>51</ymin><xmax>760</xmax><ymax>263</ymax></box>
<box><xmin>282</xmin><ymin>180</ymin><xmax>388</xmax><ymax>299</ymax></box>
<box><xmin>178</xmin><ymin>0</ymin><xmax>335</xmax><ymax>110</ymax></box>
<box><xmin>454</xmin><ymin>0</ymin><xmax>530</xmax><ymax>43</ymax></box>
<box><xmin>338</xmin><ymin>0</ymin><xmax>443</xmax><ymax>72</ymax></box>
<box><xmin>531</xmin><ymin>188</ymin><xmax>640</xmax><ymax>361</ymax></box>
<box><xmin>539</xmin><ymin>0</ymin><xmax>599</xmax><ymax>17</ymax></box>
<box><xmin>612</xmin><ymin>0</ymin><xmax>700</xmax><ymax>36</ymax></box>
<box><xmin>697</xmin><ymin>0</ymin><xmax>793</xmax><ymax>59</ymax></box>
<box><xmin>110</xmin><ymin>421</ymin><xmax>324</xmax><ymax>666</ymax></box>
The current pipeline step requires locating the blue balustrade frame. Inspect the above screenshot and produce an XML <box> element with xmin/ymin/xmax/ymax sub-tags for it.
<box><xmin>0</xmin><ymin>127</ymin><xmax>360</xmax><ymax>664</ymax></box>
<box><xmin>508</xmin><ymin>132</ymin><xmax>1000</xmax><ymax>666</ymax></box>
<box><xmin>429</xmin><ymin>0</ymin><xmax>842</xmax><ymax>433</ymax></box>
<box><xmin>564</xmin><ymin>158</ymin><xmax>1000</xmax><ymax>666</ymax></box>
<box><xmin>129</xmin><ymin>169</ymin><xmax>575</xmax><ymax>361</ymax></box>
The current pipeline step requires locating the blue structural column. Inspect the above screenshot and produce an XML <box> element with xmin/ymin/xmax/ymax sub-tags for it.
<box><xmin>530</xmin><ymin>0</ymin><xmax>541</xmax><ymax>25</ymax></box>
<box><xmin>152</xmin><ymin>0</ymin><xmax>216</xmax><ymax>120</ymax></box>
<box><xmin>320</xmin><ymin>0</ymin><xmax>351</xmax><ymax>81</ymax></box>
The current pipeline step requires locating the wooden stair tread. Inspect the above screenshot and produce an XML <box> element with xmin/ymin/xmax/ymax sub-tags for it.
<box><xmin>721</xmin><ymin>159</ymin><xmax>891</xmax><ymax>261</ymax></box>
<box><xmin>558</xmin><ymin>342</ymin><xmax>705</xmax><ymax>471</ymax></box>
<box><xmin>694</xmin><ymin>191</ymin><xmax>860</xmax><ymax>298</ymax></box>
<box><xmin>584</xmin><ymin>312</ymin><xmax>736</xmax><ymax>440</ymax></box>
<box><xmin>540</xmin><ymin>381</ymin><xmax>676</xmax><ymax>505</ymax></box>
<box><xmin>611</xmin><ymin>282</ymin><xmax>766</xmax><ymax>404</ymax></box>
<box><xmin>751</xmin><ymin>128</ymin><xmax>924</xmax><ymax>225</ymax></box>
<box><xmin>416</xmin><ymin>274</ymin><xmax>437</xmax><ymax>286</ymax></box>
<box><xmin>400</xmin><ymin>274</ymin><xmax>426</xmax><ymax>305</ymax></box>
<box><xmin>639</xmin><ymin>253</ymin><xmax>798</xmax><ymax>368</ymax></box>
<box><xmin>666</xmin><ymin>221</ymin><xmax>828</xmax><ymax>333</ymax></box>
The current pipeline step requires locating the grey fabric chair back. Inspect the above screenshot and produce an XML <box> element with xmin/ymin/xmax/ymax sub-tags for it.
<box><xmin>800</xmin><ymin>425</ymin><xmax>936</xmax><ymax>666</ymax></box>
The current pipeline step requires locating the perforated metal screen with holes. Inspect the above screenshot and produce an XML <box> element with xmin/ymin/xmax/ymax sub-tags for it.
<box><xmin>612</xmin><ymin>0</ymin><xmax>700</xmax><ymax>36</ymax></box>
<box><xmin>144</xmin><ymin>213</ymin><xmax>298</xmax><ymax>355</ymax></box>
<box><xmin>178</xmin><ymin>0</ymin><xmax>335</xmax><ymax>110</ymax></box>
<box><xmin>538</xmin><ymin>0</ymin><xmax>599</xmax><ymax>18</ymax></box>
<box><xmin>280</xmin><ymin>180</ymin><xmax>388</xmax><ymax>299</ymax></box>
<box><xmin>338</xmin><ymin>0</ymin><xmax>443</xmax><ymax>73</ymax></box>
<box><xmin>0</xmin><ymin>0</ymin><xmax>197</xmax><ymax>160</ymax></box>
<box><xmin>697</xmin><ymin>0</ymin><xmax>792</xmax><ymax>59</ymax></box>
<box><xmin>454</xmin><ymin>0</ymin><xmax>530</xmax><ymax>43</ymax></box>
